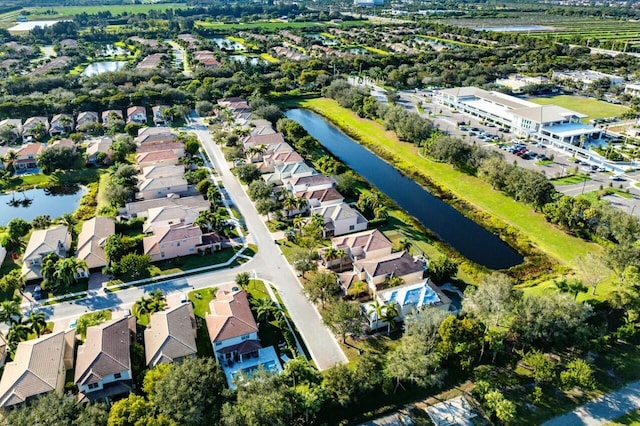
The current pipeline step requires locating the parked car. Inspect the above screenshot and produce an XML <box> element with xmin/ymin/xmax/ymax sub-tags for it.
<box><xmin>610</xmin><ymin>175</ymin><xmax>625</xmax><ymax>181</ymax></box>
<box><xmin>33</xmin><ymin>285</ymin><xmax>42</xmax><ymax>300</ymax></box>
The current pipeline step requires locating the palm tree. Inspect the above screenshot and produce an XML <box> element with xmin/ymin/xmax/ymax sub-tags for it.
<box><xmin>235</xmin><ymin>272</ymin><xmax>251</xmax><ymax>290</ymax></box>
<box><xmin>384</xmin><ymin>275</ymin><xmax>405</xmax><ymax>289</ymax></box>
<box><xmin>335</xmin><ymin>248</ymin><xmax>346</xmax><ymax>271</ymax></box>
<box><xmin>251</xmin><ymin>298</ymin><xmax>280</xmax><ymax>323</ymax></box>
<box><xmin>382</xmin><ymin>302</ymin><xmax>399</xmax><ymax>335</ymax></box>
<box><xmin>132</xmin><ymin>296</ymin><xmax>152</xmax><ymax>319</ymax></box>
<box><xmin>554</xmin><ymin>278</ymin><xmax>588</xmax><ymax>300</ymax></box>
<box><xmin>148</xmin><ymin>290</ymin><xmax>167</xmax><ymax>313</ymax></box>
<box><xmin>323</xmin><ymin>247</ymin><xmax>339</xmax><ymax>266</ymax></box>
<box><xmin>60</xmin><ymin>213</ymin><xmax>77</xmax><ymax>232</ymax></box>
<box><xmin>26</xmin><ymin>311</ymin><xmax>47</xmax><ymax>337</ymax></box>
<box><xmin>7</xmin><ymin>322</ymin><xmax>30</xmax><ymax>357</ymax></box>
<box><xmin>347</xmin><ymin>280</ymin><xmax>368</xmax><ymax>299</ymax></box>
<box><xmin>367</xmin><ymin>299</ymin><xmax>385</xmax><ymax>330</ymax></box>
<box><xmin>53</xmin><ymin>258</ymin><xmax>87</xmax><ymax>289</ymax></box>
<box><xmin>40</xmin><ymin>253</ymin><xmax>59</xmax><ymax>286</ymax></box>
<box><xmin>398</xmin><ymin>238</ymin><xmax>412</xmax><ymax>254</ymax></box>
<box><xmin>0</xmin><ymin>299</ymin><xmax>22</xmax><ymax>326</ymax></box>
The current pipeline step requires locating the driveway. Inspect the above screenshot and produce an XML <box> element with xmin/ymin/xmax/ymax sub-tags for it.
<box><xmin>542</xmin><ymin>380</ymin><xmax>640</xmax><ymax>426</ymax></box>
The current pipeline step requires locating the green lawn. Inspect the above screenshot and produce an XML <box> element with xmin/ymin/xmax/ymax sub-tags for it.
<box><xmin>294</xmin><ymin>98</ymin><xmax>600</xmax><ymax>270</ymax></box>
<box><xmin>20</xmin><ymin>4</ymin><xmax>191</xmax><ymax>19</ymax></box>
<box><xmin>189</xmin><ymin>287</ymin><xmax>216</xmax><ymax>318</ymax></box>
<box><xmin>550</xmin><ymin>173</ymin><xmax>590</xmax><ymax>185</ymax></box>
<box><xmin>530</xmin><ymin>95</ymin><xmax>629</xmax><ymax>122</ymax></box>
<box><xmin>148</xmin><ymin>248</ymin><xmax>238</xmax><ymax>276</ymax></box>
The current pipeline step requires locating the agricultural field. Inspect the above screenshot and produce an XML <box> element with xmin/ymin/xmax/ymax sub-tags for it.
<box><xmin>530</xmin><ymin>95</ymin><xmax>629</xmax><ymax>121</ymax></box>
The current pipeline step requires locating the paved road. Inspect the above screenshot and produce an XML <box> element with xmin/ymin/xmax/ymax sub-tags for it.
<box><xmin>30</xmin><ymin>115</ymin><xmax>347</xmax><ymax>371</ymax></box>
<box><xmin>543</xmin><ymin>380</ymin><xmax>640</xmax><ymax>426</ymax></box>
<box><xmin>189</xmin><ymin>114</ymin><xmax>348</xmax><ymax>369</ymax></box>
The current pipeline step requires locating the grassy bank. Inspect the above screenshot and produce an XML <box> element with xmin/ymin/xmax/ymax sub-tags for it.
<box><xmin>291</xmin><ymin>97</ymin><xmax>600</xmax><ymax>271</ymax></box>
<box><xmin>530</xmin><ymin>95</ymin><xmax>628</xmax><ymax>122</ymax></box>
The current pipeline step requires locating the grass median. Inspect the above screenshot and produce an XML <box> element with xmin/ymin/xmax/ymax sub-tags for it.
<box><xmin>293</xmin><ymin>97</ymin><xmax>600</xmax><ymax>270</ymax></box>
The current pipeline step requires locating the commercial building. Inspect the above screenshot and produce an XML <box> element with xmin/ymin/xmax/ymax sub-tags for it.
<box><xmin>434</xmin><ymin>87</ymin><xmax>603</xmax><ymax>148</ymax></box>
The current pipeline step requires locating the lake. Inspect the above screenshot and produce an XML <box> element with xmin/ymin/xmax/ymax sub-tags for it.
<box><xmin>0</xmin><ymin>185</ymin><xmax>87</xmax><ymax>226</ymax></box>
<box><xmin>209</xmin><ymin>37</ymin><xmax>245</xmax><ymax>51</ymax></box>
<box><xmin>285</xmin><ymin>109</ymin><xmax>524</xmax><ymax>270</ymax></box>
<box><xmin>81</xmin><ymin>61</ymin><xmax>128</xmax><ymax>77</ymax></box>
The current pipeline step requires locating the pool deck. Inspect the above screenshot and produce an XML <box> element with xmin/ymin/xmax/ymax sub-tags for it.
<box><xmin>223</xmin><ymin>345</ymin><xmax>283</xmax><ymax>389</ymax></box>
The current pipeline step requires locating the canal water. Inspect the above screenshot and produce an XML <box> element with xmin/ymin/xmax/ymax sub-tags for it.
<box><xmin>285</xmin><ymin>109</ymin><xmax>524</xmax><ymax>269</ymax></box>
<box><xmin>0</xmin><ymin>185</ymin><xmax>87</xmax><ymax>226</ymax></box>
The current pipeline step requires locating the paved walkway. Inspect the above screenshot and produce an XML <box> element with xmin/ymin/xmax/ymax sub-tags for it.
<box><xmin>543</xmin><ymin>381</ymin><xmax>640</xmax><ymax>426</ymax></box>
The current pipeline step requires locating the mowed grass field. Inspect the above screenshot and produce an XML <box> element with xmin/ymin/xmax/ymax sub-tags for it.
<box><xmin>293</xmin><ymin>97</ymin><xmax>600</xmax><ymax>269</ymax></box>
<box><xmin>530</xmin><ymin>95</ymin><xmax>629</xmax><ymax>122</ymax></box>
<box><xmin>18</xmin><ymin>3</ymin><xmax>191</xmax><ymax>19</ymax></box>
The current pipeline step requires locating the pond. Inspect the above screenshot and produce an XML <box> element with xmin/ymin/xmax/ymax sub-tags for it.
<box><xmin>285</xmin><ymin>109</ymin><xmax>524</xmax><ymax>270</ymax></box>
<box><xmin>229</xmin><ymin>55</ymin><xmax>264</xmax><ymax>66</ymax></box>
<box><xmin>81</xmin><ymin>61</ymin><xmax>128</xmax><ymax>77</ymax></box>
<box><xmin>209</xmin><ymin>37</ymin><xmax>245</xmax><ymax>51</ymax></box>
<box><xmin>101</xmin><ymin>44</ymin><xmax>127</xmax><ymax>56</ymax></box>
<box><xmin>0</xmin><ymin>185</ymin><xmax>87</xmax><ymax>226</ymax></box>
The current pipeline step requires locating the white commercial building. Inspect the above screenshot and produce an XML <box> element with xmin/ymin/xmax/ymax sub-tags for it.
<box><xmin>434</xmin><ymin>87</ymin><xmax>603</xmax><ymax>148</ymax></box>
<box><xmin>552</xmin><ymin>70</ymin><xmax>625</xmax><ymax>87</ymax></box>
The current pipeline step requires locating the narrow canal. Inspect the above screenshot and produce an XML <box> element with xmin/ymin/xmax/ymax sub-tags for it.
<box><xmin>285</xmin><ymin>109</ymin><xmax>524</xmax><ymax>270</ymax></box>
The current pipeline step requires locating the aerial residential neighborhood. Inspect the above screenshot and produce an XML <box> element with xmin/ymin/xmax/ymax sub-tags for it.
<box><xmin>0</xmin><ymin>0</ymin><xmax>640</xmax><ymax>425</ymax></box>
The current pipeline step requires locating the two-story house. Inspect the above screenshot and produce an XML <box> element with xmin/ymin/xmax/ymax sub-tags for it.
<box><xmin>0</xmin><ymin>331</ymin><xmax>75</xmax><ymax>408</ymax></box>
<box><xmin>22</xmin><ymin>116</ymin><xmax>49</xmax><ymax>140</ymax></box>
<box><xmin>135</xmin><ymin>127</ymin><xmax>178</xmax><ymax>147</ymax></box>
<box><xmin>351</xmin><ymin>251</ymin><xmax>425</xmax><ymax>294</ymax></box>
<box><xmin>145</xmin><ymin>303</ymin><xmax>197</xmax><ymax>367</ymax></box>
<box><xmin>138</xmin><ymin>175</ymin><xmax>189</xmax><ymax>200</ymax></box>
<box><xmin>13</xmin><ymin>142</ymin><xmax>45</xmax><ymax>171</ymax></box>
<box><xmin>101</xmin><ymin>110</ymin><xmax>123</xmax><ymax>126</ymax></box>
<box><xmin>143</xmin><ymin>223</ymin><xmax>203</xmax><ymax>262</ymax></box>
<box><xmin>75</xmin><ymin>111</ymin><xmax>99</xmax><ymax>131</ymax></box>
<box><xmin>49</xmin><ymin>114</ymin><xmax>74</xmax><ymax>136</ymax></box>
<box><xmin>127</xmin><ymin>106</ymin><xmax>147</xmax><ymax>124</ymax></box>
<box><xmin>285</xmin><ymin>174</ymin><xmax>336</xmax><ymax>194</ymax></box>
<box><xmin>86</xmin><ymin>137</ymin><xmax>113</xmax><ymax>164</ymax></box>
<box><xmin>152</xmin><ymin>105</ymin><xmax>171</xmax><ymax>126</ymax></box>
<box><xmin>75</xmin><ymin>316</ymin><xmax>136</xmax><ymax>401</ymax></box>
<box><xmin>205</xmin><ymin>289</ymin><xmax>261</xmax><ymax>364</ymax></box>
<box><xmin>310</xmin><ymin>202</ymin><xmax>368</xmax><ymax>238</ymax></box>
<box><xmin>22</xmin><ymin>225</ymin><xmax>71</xmax><ymax>281</ymax></box>
<box><xmin>143</xmin><ymin>205</ymin><xmax>205</xmax><ymax>233</ymax></box>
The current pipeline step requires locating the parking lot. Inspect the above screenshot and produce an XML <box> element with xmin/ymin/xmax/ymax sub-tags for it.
<box><xmin>395</xmin><ymin>89</ymin><xmax>640</xmax><ymax>216</ymax></box>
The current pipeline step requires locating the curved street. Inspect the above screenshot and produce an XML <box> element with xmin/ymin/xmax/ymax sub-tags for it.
<box><xmin>32</xmin><ymin>113</ymin><xmax>347</xmax><ymax>371</ymax></box>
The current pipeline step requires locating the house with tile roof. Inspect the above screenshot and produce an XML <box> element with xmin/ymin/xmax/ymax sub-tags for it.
<box><xmin>351</xmin><ymin>251</ymin><xmax>425</xmax><ymax>293</ymax></box>
<box><xmin>136</xmin><ymin>142</ymin><xmax>184</xmax><ymax>157</ymax></box>
<box><xmin>138</xmin><ymin>175</ymin><xmax>188</xmax><ymax>200</ymax></box>
<box><xmin>242</xmin><ymin>132</ymin><xmax>286</xmax><ymax>149</ymax></box>
<box><xmin>141</xmin><ymin>164</ymin><xmax>185</xmax><ymax>180</ymax></box>
<box><xmin>22</xmin><ymin>116</ymin><xmax>49</xmax><ymax>139</ymax></box>
<box><xmin>49</xmin><ymin>114</ymin><xmax>74</xmax><ymax>136</ymax></box>
<box><xmin>75</xmin><ymin>316</ymin><xmax>136</xmax><ymax>401</ymax></box>
<box><xmin>143</xmin><ymin>204</ymin><xmax>205</xmax><ymax>233</ymax></box>
<box><xmin>0</xmin><ymin>119</ymin><xmax>22</xmax><ymax>143</ymax></box>
<box><xmin>296</xmin><ymin>187</ymin><xmax>344</xmax><ymax>209</ymax></box>
<box><xmin>143</xmin><ymin>223</ymin><xmax>203</xmax><ymax>262</ymax></box>
<box><xmin>13</xmin><ymin>142</ymin><xmax>45</xmax><ymax>171</ymax></box>
<box><xmin>145</xmin><ymin>303</ymin><xmax>197</xmax><ymax>367</ymax></box>
<box><xmin>123</xmin><ymin>195</ymin><xmax>210</xmax><ymax>219</ymax></box>
<box><xmin>127</xmin><ymin>106</ymin><xmax>147</xmax><ymax>124</ymax></box>
<box><xmin>76</xmin><ymin>217</ymin><xmax>115</xmax><ymax>274</ymax></box>
<box><xmin>101</xmin><ymin>110</ymin><xmax>123</xmax><ymax>126</ymax></box>
<box><xmin>310</xmin><ymin>202</ymin><xmax>368</xmax><ymax>238</ymax></box>
<box><xmin>135</xmin><ymin>127</ymin><xmax>177</xmax><ymax>146</ymax></box>
<box><xmin>86</xmin><ymin>137</ymin><xmax>113</xmax><ymax>164</ymax></box>
<box><xmin>263</xmin><ymin>162</ymin><xmax>316</xmax><ymax>186</ymax></box>
<box><xmin>22</xmin><ymin>226</ymin><xmax>71</xmax><ymax>281</ymax></box>
<box><xmin>0</xmin><ymin>331</ymin><xmax>75</xmax><ymax>408</ymax></box>
<box><xmin>332</xmin><ymin>229</ymin><xmax>393</xmax><ymax>261</ymax></box>
<box><xmin>285</xmin><ymin>174</ymin><xmax>336</xmax><ymax>194</ymax></box>
<box><xmin>135</xmin><ymin>150</ymin><xmax>181</xmax><ymax>168</ymax></box>
<box><xmin>206</xmin><ymin>289</ymin><xmax>260</xmax><ymax>364</ymax></box>
<box><xmin>75</xmin><ymin>111</ymin><xmax>99</xmax><ymax>131</ymax></box>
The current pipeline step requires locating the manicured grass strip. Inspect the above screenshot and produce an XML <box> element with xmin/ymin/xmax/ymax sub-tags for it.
<box><xmin>416</xmin><ymin>35</ymin><xmax>488</xmax><ymax>48</ymax></box>
<box><xmin>22</xmin><ymin>4</ymin><xmax>190</xmax><ymax>19</ymax></box>
<box><xmin>259</xmin><ymin>53</ymin><xmax>279</xmax><ymax>63</ymax></box>
<box><xmin>363</xmin><ymin>46</ymin><xmax>388</xmax><ymax>55</ymax></box>
<box><xmin>295</xmin><ymin>98</ymin><xmax>600</xmax><ymax>268</ymax></box>
<box><xmin>550</xmin><ymin>173</ymin><xmax>590</xmax><ymax>185</ymax></box>
<box><xmin>530</xmin><ymin>95</ymin><xmax>629</xmax><ymax>122</ymax></box>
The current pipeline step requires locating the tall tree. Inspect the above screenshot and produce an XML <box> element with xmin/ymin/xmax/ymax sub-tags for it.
<box><xmin>321</xmin><ymin>300</ymin><xmax>362</xmax><ymax>343</ymax></box>
<box><xmin>574</xmin><ymin>252</ymin><xmax>609</xmax><ymax>295</ymax></box>
<box><xmin>303</xmin><ymin>271</ymin><xmax>339</xmax><ymax>308</ymax></box>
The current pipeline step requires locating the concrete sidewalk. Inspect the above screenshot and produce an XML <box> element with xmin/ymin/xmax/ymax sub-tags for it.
<box><xmin>542</xmin><ymin>381</ymin><xmax>640</xmax><ymax>426</ymax></box>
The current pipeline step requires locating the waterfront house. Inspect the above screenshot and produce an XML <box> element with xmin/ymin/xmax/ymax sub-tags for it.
<box><xmin>145</xmin><ymin>303</ymin><xmax>197</xmax><ymax>367</ymax></box>
<box><xmin>13</xmin><ymin>142</ymin><xmax>44</xmax><ymax>171</ymax></box>
<box><xmin>138</xmin><ymin>175</ymin><xmax>188</xmax><ymax>200</ymax></box>
<box><xmin>310</xmin><ymin>202</ymin><xmax>368</xmax><ymax>238</ymax></box>
<box><xmin>86</xmin><ymin>137</ymin><xmax>113</xmax><ymax>164</ymax></box>
<box><xmin>0</xmin><ymin>331</ymin><xmax>75</xmax><ymax>408</ymax></box>
<box><xmin>351</xmin><ymin>251</ymin><xmax>425</xmax><ymax>293</ymax></box>
<box><xmin>75</xmin><ymin>316</ymin><xmax>136</xmax><ymax>401</ymax></box>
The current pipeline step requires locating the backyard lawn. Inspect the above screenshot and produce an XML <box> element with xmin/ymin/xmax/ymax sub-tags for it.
<box><xmin>293</xmin><ymin>98</ymin><xmax>600</xmax><ymax>270</ymax></box>
<box><xmin>530</xmin><ymin>95</ymin><xmax>629</xmax><ymax>122</ymax></box>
